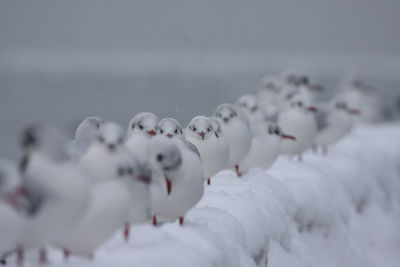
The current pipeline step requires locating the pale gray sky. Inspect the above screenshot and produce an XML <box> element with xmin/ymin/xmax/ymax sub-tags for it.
<box><xmin>0</xmin><ymin>0</ymin><xmax>399</xmax><ymax>55</ymax></box>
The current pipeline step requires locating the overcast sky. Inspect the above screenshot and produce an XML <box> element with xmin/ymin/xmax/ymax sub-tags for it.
<box><xmin>0</xmin><ymin>0</ymin><xmax>399</xmax><ymax>55</ymax></box>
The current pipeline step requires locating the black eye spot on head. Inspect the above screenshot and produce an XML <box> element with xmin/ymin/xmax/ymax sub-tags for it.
<box><xmin>193</xmin><ymin>126</ymin><xmax>197</xmax><ymax>132</ymax></box>
<box><xmin>274</xmin><ymin>128</ymin><xmax>281</xmax><ymax>135</ymax></box>
<box><xmin>157</xmin><ymin>154</ymin><xmax>164</xmax><ymax>162</ymax></box>
<box><xmin>160</xmin><ymin>129</ymin><xmax>164</xmax><ymax>134</ymax></box>
<box><xmin>118</xmin><ymin>166</ymin><xmax>125</xmax><ymax>176</ymax></box>
<box><xmin>138</xmin><ymin>124</ymin><xmax>144</xmax><ymax>130</ymax></box>
<box><xmin>131</xmin><ymin>123</ymin><xmax>135</xmax><ymax>129</ymax></box>
<box><xmin>117</xmin><ymin>137</ymin><xmax>124</xmax><ymax>144</ymax></box>
<box><xmin>174</xmin><ymin>128</ymin><xmax>178</xmax><ymax>134</ymax></box>
<box><xmin>21</xmin><ymin>127</ymin><xmax>37</xmax><ymax>148</ymax></box>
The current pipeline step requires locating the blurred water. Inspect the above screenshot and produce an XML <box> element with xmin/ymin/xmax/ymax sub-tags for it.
<box><xmin>0</xmin><ymin>62</ymin><xmax>399</xmax><ymax>160</ymax></box>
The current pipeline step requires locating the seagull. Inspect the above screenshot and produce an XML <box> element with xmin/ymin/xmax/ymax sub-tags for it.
<box><xmin>214</xmin><ymin>104</ymin><xmax>252</xmax><ymax>176</ymax></box>
<box><xmin>0</xmin><ymin>160</ymin><xmax>28</xmax><ymax>264</ymax></box>
<box><xmin>235</xmin><ymin>94</ymin><xmax>266</xmax><ymax>126</ymax></box>
<box><xmin>314</xmin><ymin>101</ymin><xmax>360</xmax><ymax>154</ymax></box>
<box><xmin>67</xmin><ymin>116</ymin><xmax>105</xmax><ymax>161</ymax></box>
<box><xmin>54</xmin><ymin>151</ymin><xmax>151</xmax><ymax>258</ymax></box>
<box><xmin>125</xmin><ymin>112</ymin><xmax>158</xmax><ymax>164</ymax></box>
<box><xmin>278</xmin><ymin>93</ymin><xmax>318</xmax><ymax>161</ymax></box>
<box><xmin>257</xmin><ymin>75</ymin><xmax>283</xmax><ymax>122</ymax></box>
<box><xmin>80</xmin><ymin>122</ymin><xmax>125</xmax><ymax>184</ymax></box>
<box><xmin>147</xmin><ymin>135</ymin><xmax>203</xmax><ymax>226</ymax></box>
<box><xmin>185</xmin><ymin>116</ymin><xmax>222</xmax><ymax>185</ymax></box>
<box><xmin>239</xmin><ymin>122</ymin><xmax>296</xmax><ymax>174</ymax></box>
<box><xmin>18</xmin><ymin>124</ymin><xmax>91</xmax><ymax>265</ymax></box>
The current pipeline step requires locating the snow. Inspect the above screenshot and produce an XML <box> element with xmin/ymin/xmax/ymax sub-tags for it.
<box><xmin>12</xmin><ymin>123</ymin><xmax>400</xmax><ymax>267</ymax></box>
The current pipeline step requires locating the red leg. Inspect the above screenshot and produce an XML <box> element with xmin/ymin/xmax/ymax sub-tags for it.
<box><xmin>235</xmin><ymin>165</ymin><xmax>242</xmax><ymax>177</ymax></box>
<box><xmin>207</xmin><ymin>178</ymin><xmax>211</xmax><ymax>185</ymax></box>
<box><xmin>322</xmin><ymin>145</ymin><xmax>328</xmax><ymax>156</ymax></box>
<box><xmin>298</xmin><ymin>153</ymin><xmax>303</xmax><ymax>162</ymax></box>
<box><xmin>63</xmin><ymin>250</ymin><xmax>70</xmax><ymax>262</ymax></box>
<box><xmin>124</xmin><ymin>222</ymin><xmax>130</xmax><ymax>242</ymax></box>
<box><xmin>17</xmin><ymin>247</ymin><xmax>24</xmax><ymax>267</ymax></box>
<box><xmin>39</xmin><ymin>248</ymin><xmax>47</xmax><ymax>265</ymax></box>
<box><xmin>179</xmin><ymin>217</ymin><xmax>184</xmax><ymax>226</ymax></box>
<box><xmin>312</xmin><ymin>145</ymin><xmax>318</xmax><ymax>154</ymax></box>
<box><xmin>152</xmin><ymin>215</ymin><xmax>157</xmax><ymax>226</ymax></box>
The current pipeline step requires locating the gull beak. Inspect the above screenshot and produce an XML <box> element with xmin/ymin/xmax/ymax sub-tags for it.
<box><xmin>281</xmin><ymin>134</ymin><xmax>296</xmax><ymax>140</ymax></box>
<box><xmin>250</xmin><ymin>106</ymin><xmax>258</xmax><ymax>112</ymax></box>
<box><xmin>5</xmin><ymin>186</ymin><xmax>26</xmax><ymax>210</ymax></box>
<box><xmin>310</xmin><ymin>84</ymin><xmax>324</xmax><ymax>92</ymax></box>
<box><xmin>199</xmin><ymin>131</ymin><xmax>205</xmax><ymax>140</ymax></box>
<box><xmin>223</xmin><ymin>117</ymin><xmax>229</xmax><ymax>123</ymax></box>
<box><xmin>166</xmin><ymin>133</ymin><xmax>173</xmax><ymax>138</ymax></box>
<box><xmin>147</xmin><ymin>129</ymin><xmax>157</xmax><ymax>136</ymax></box>
<box><xmin>348</xmin><ymin>108</ymin><xmax>361</xmax><ymax>115</ymax></box>
<box><xmin>307</xmin><ymin>106</ymin><xmax>317</xmax><ymax>112</ymax></box>
<box><xmin>137</xmin><ymin>175</ymin><xmax>151</xmax><ymax>184</ymax></box>
<box><xmin>165</xmin><ymin>176</ymin><xmax>172</xmax><ymax>195</ymax></box>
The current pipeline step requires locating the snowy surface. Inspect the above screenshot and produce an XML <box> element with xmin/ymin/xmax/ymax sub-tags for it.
<box><xmin>14</xmin><ymin>123</ymin><xmax>400</xmax><ymax>267</ymax></box>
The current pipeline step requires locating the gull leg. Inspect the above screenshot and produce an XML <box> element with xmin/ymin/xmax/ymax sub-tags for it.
<box><xmin>298</xmin><ymin>153</ymin><xmax>303</xmax><ymax>162</ymax></box>
<box><xmin>152</xmin><ymin>215</ymin><xmax>157</xmax><ymax>226</ymax></box>
<box><xmin>322</xmin><ymin>145</ymin><xmax>328</xmax><ymax>156</ymax></box>
<box><xmin>179</xmin><ymin>217</ymin><xmax>184</xmax><ymax>226</ymax></box>
<box><xmin>63</xmin><ymin>250</ymin><xmax>70</xmax><ymax>262</ymax></box>
<box><xmin>207</xmin><ymin>177</ymin><xmax>211</xmax><ymax>186</ymax></box>
<box><xmin>124</xmin><ymin>222</ymin><xmax>130</xmax><ymax>242</ymax></box>
<box><xmin>39</xmin><ymin>248</ymin><xmax>47</xmax><ymax>265</ymax></box>
<box><xmin>17</xmin><ymin>247</ymin><xmax>24</xmax><ymax>267</ymax></box>
<box><xmin>235</xmin><ymin>165</ymin><xmax>242</xmax><ymax>177</ymax></box>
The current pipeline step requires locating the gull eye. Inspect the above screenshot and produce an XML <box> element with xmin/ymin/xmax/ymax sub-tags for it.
<box><xmin>138</xmin><ymin>124</ymin><xmax>144</xmax><ymax>130</ymax></box>
<box><xmin>160</xmin><ymin>129</ymin><xmax>164</xmax><ymax>134</ymax></box>
<box><xmin>275</xmin><ymin>128</ymin><xmax>280</xmax><ymax>135</ymax></box>
<box><xmin>131</xmin><ymin>123</ymin><xmax>135</xmax><ymax>129</ymax></box>
<box><xmin>193</xmin><ymin>126</ymin><xmax>197</xmax><ymax>132</ymax></box>
<box><xmin>157</xmin><ymin>154</ymin><xmax>164</xmax><ymax>162</ymax></box>
<box><xmin>117</xmin><ymin>167</ymin><xmax>125</xmax><ymax>176</ymax></box>
<box><xmin>98</xmin><ymin>136</ymin><xmax>105</xmax><ymax>143</ymax></box>
<box><xmin>126</xmin><ymin>167</ymin><xmax>133</xmax><ymax>175</ymax></box>
<box><xmin>174</xmin><ymin>128</ymin><xmax>178</xmax><ymax>134</ymax></box>
<box><xmin>297</xmin><ymin>102</ymin><xmax>303</xmax><ymax>107</ymax></box>
<box><xmin>207</xmin><ymin>127</ymin><xmax>210</xmax><ymax>132</ymax></box>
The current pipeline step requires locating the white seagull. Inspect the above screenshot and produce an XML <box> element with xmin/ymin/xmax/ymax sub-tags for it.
<box><xmin>147</xmin><ymin>135</ymin><xmax>203</xmax><ymax>226</ymax></box>
<box><xmin>214</xmin><ymin>103</ymin><xmax>252</xmax><ymax>176</ymax></box>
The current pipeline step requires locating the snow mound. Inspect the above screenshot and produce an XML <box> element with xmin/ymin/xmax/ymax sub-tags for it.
<box><xmin>16</xmin><ymin>123</ymin><xmax>400</xmax><ymax>267</ymax></box>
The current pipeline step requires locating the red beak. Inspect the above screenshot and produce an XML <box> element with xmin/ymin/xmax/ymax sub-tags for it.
<box><xmin>199</xmin><ymin>131</ymin><xmax>205</xmax><ymax>140</ymax></box>
<box><xmin>137</xmin><ymin>175</ymin><xmax>151</xmax><ymax>184</ymax></box>
<box><xmin>348</xmin><ymin>108</ymin><xmax>361</xmax><ymax>115</ymax></box>
<box><xmin>166</xmin><ymin>133</ymin><xmax>173</xmax><ymax>138</ymax></box>
<box><xmin>282</xmin><ymin>134</ymin><xmax>296</xmax><ymax>140</ymax></box>
<box><xmin>223</xmin><ymin>118</ymin><xmax>229</xmax><ymax>123</ymax></box>
<box><xmin>307</xmin><ymin>106</ymin><xmax>317</xmax><ymax>112</ymax></box>
<box><xmin>310</xmin><ymin>84</ymin><xmax>324</xmax><ymax>92</ymax></box>
<box><xmin>250</xmin><ymin>106</ymin><xmax>258</xmax><ymax>112</ymax></box>
<box><xmin>147</xmin><ymin>130</ymin><xmax>156</xmax><ymax>136</ymax></box>
<box><xmin>165</xmin><ymin>177</ymin><xmax>172</xmax><ymax>195</ymax></box>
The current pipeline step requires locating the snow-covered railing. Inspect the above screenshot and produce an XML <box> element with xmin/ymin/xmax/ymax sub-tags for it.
<box><xmin>44</xmin><ymin>124</ymin><xmax>400</xmax><ymax>267</ymax></box>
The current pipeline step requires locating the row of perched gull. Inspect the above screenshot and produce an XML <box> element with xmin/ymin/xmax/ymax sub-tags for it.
<box><xmin>0</xmin><ymin>71</ymin><xmax>379</xmax><ymax>266</ymax></box>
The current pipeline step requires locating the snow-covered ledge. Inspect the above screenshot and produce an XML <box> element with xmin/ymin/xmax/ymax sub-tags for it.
<box><xmin>43</xmin><ymin>124</ymin><xmax>400</xmax><ymax>267</ymax></box>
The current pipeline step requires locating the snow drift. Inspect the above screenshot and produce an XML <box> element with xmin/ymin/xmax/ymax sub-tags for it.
<box><xmin>16</xmin><ymin>123</ymin><xmax>400</xmax><ymax>267</ymax></box>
